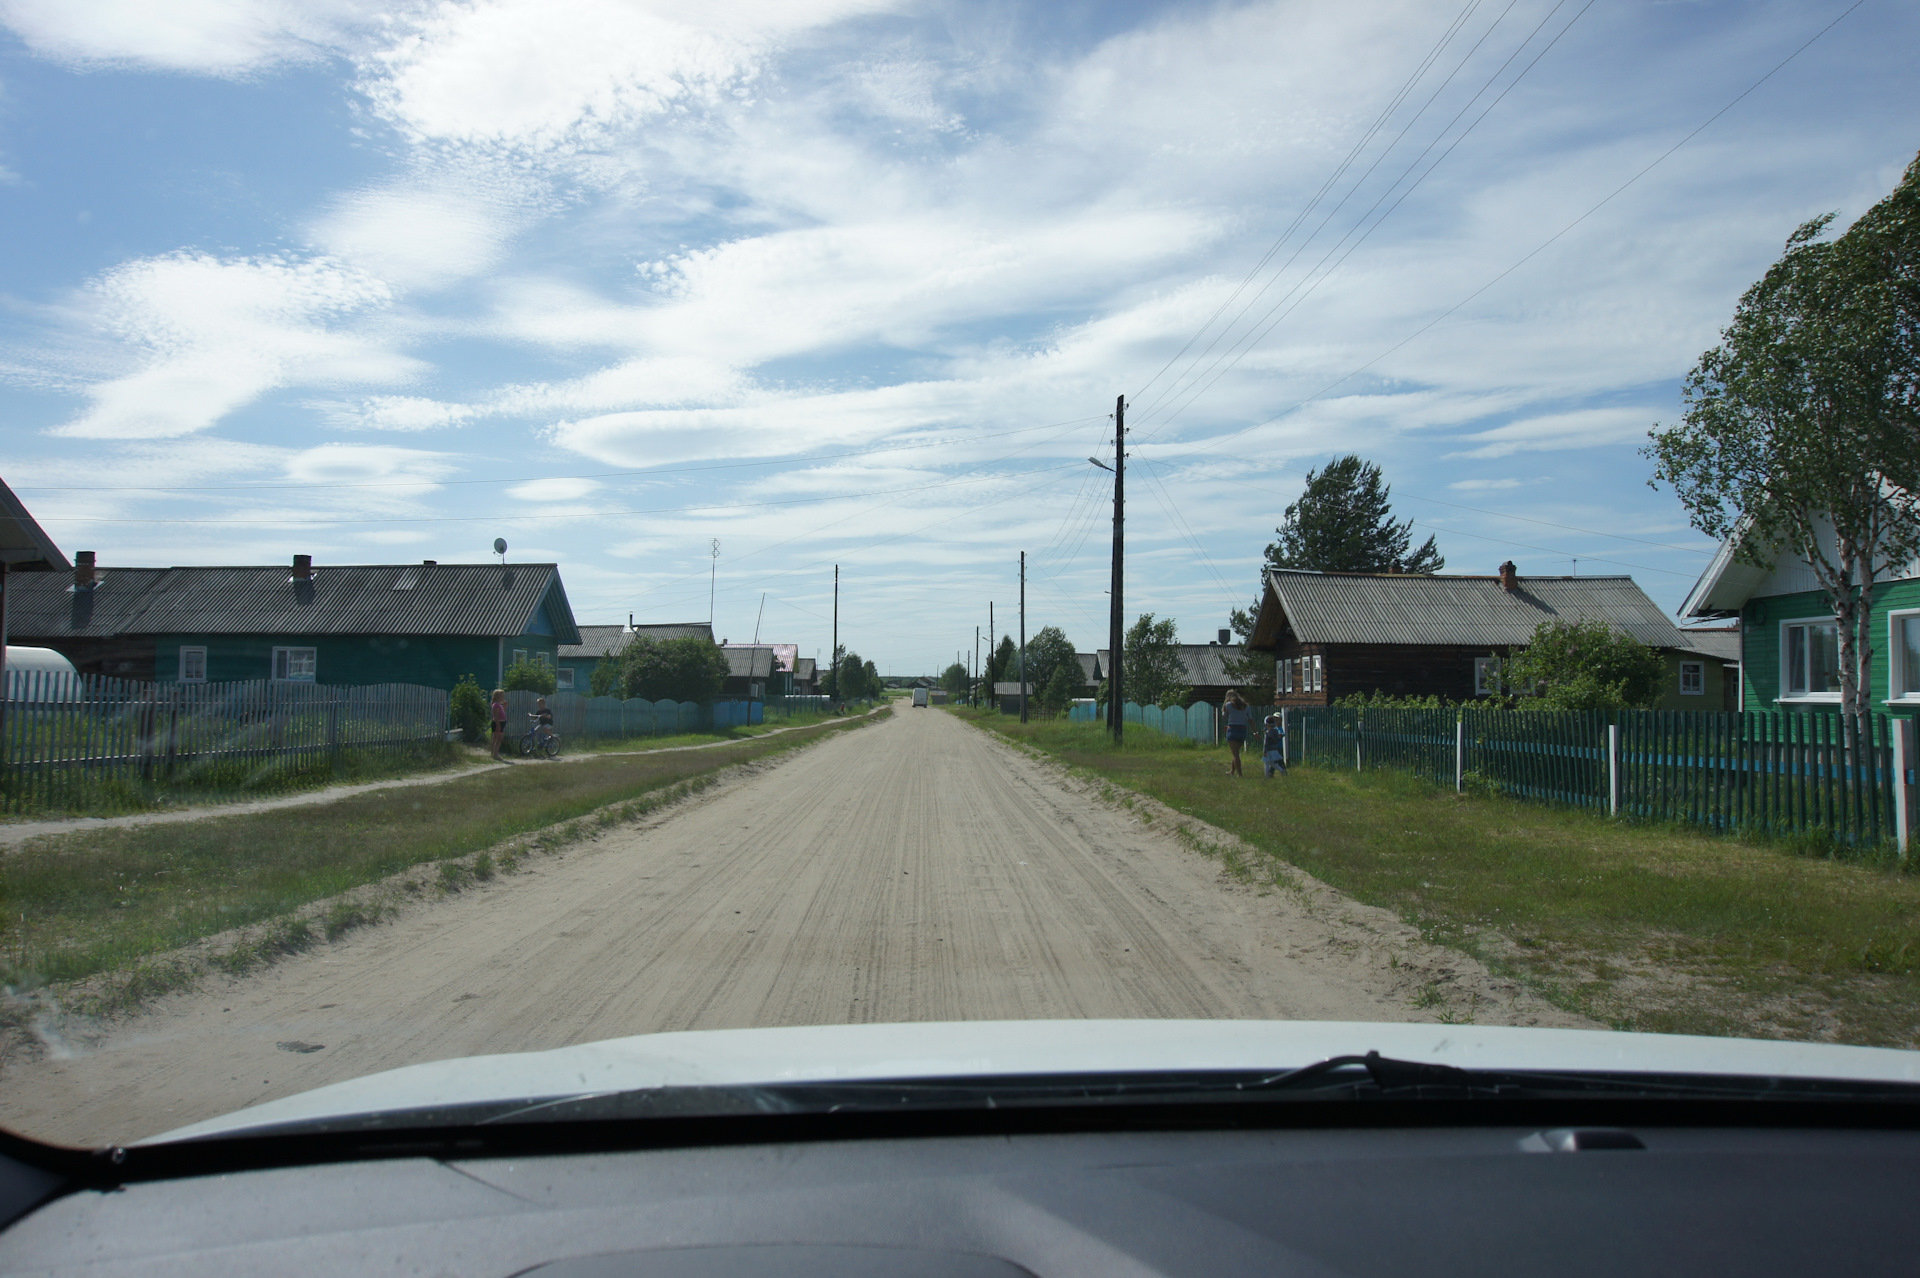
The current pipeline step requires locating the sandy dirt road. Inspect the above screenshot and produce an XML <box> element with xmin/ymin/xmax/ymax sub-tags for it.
<box><xmin>2</xmin><ymin>705</ymin><xmax>1585</xmax><ymax>1145</ymax></box>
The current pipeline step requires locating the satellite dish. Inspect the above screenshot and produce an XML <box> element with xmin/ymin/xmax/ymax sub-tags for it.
<box><xmin>492</xmin><ymin>538</ymin><xmax>508</xmax><ymax>556</ymax></box>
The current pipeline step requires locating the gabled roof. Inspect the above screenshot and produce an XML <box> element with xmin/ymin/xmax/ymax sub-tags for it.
<box><xmin>1095</xmin><ymin>644</ymin><xmax>1243</xmax><ymax>688</ymax></box>
<box><xmin>4</xmin><ymin>562</ymin><xmax>579</xmax><ymax>642</ymax></box>
<box><xmin>723</xmin><ymin>646</ymin><xmax>776</xmax><ymax>679</ymax></box>
<box><xmin>1680</xmin><ymin>535</ymin><xmax>1772</xmax><ymax>618</ymax></box>
<box><xmin>794</xmin><ymin>656</ymin><xmax>817</xmax><ymax>680</ymax></box>
<box><xmin>562</xmin><ymin>621</ymin><xmax>716</xmax><ymax>661</ymax></box>
<box><xmin>1076</xmin><ymin>652</ymin><xmax>1101</xmax><ymax>684</ymax></box>
<box><xmin>0</xmin><ymin>477</ymin><xmax>66</xmax><ymax>570</ymax></box>
<box><xmin>1251</xmin><ymin>569</ymin><xmax>1687</xmax><ymax>650</ymax></box>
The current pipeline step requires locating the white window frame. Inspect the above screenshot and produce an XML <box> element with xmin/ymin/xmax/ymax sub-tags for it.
<box><xmin>1778</xmin><ymin>615</ymin><xmax>1842</xmax><ymax>703</ymax></box>
<box><xmin>1678</xmin><ymin>660</ymin><xmax>1705</xmax><ymax>696</ymax></box>
<box><xmin>1276</xmin><ymin>658</ymin><xmax>1293</xmax><ymax>694</ymax></box>
<box><xmin>1310</xmin><ymin>654</ymin><xmax>1324</xmax><ymax>692</ymax></box>
<box><xmin>556</xmin><ymin>666</ymin><xmax>575</xmax><ymax>690</ymax></box>
<box><xmin>1474</xmin><ymin>657</ymin><xmax>1502</xmax><ymax>697</ymax></box>
<box><xmin>511</xmin><ymin>647</ymin><xmax>529</xmax><ymax>668</ymax></box>
<box><xmin>1888</xmin><ymin>609</ymin><xmax>1920</xmax><ymax>702</ymax></box>
<box><xmin>178</xmin><ymin>646</ymin><xmax>208</xmax><ymax>683</ymax></box>
<box><xmin>271</xmin><ymin>646</ymin><xmax>317</xmax><ymax>683</ymax></box>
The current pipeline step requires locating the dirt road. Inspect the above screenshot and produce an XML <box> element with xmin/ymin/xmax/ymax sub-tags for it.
<box><xmin>2</xmin><ymin>704</ymin><xmax>1584</xmax><ymax>1145</ymax></box>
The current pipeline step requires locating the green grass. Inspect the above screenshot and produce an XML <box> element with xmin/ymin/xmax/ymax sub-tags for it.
<box><xmin>565</xmin><ymin>706</ymin><xmax>868</xmax><ymax>753</ymax></box>
<box><xmin>952</xmin><ymin>708</ymin><xmax>1920</xmax><ymax>1047</ymax></box>
<box><xmin>0</xmin><ymin>715</ymin><xmax>871</xmax><ymax>998</ymax></box>
<box><xmin>0</xmin><ymin>741</ymin><xmax>476</xmax><ymax>820</ymax></box>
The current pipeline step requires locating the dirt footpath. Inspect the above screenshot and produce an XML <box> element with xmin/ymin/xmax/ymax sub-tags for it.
<box><xmin>2</xmin><ymin>703</ymin><xmax>1586</xmax><ymax>1146</ymax></box>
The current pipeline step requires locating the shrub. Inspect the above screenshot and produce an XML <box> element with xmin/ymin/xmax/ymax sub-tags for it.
<box><xmin>450</xmin><ymin>674</ymin><xmax>491</xmax><ymax>742</ymax></box>
<box><xmin>504</xmin><ymin>658</ymin><xmax>558</xmax><ymax>695</ymax></box>
<box><xmin>1501</xmin><ymin>618</ymin><xmax>1665</xmax><ymax>711</ymax></box>
<box><xmin>621</xmin><ymin>636</ymin><xmax>729</xmax><ymax>702</ymax></box>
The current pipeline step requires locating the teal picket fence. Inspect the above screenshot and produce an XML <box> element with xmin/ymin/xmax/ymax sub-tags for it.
<box><xmin>1275</xmin><ymin>705</ymin><xmax>1902</xmax><ymax>848</ymax></box>
<box><xmin>1068</xmin><ymin>700</ymin><xmax>1218</xmax><ymax>745</ymax></box>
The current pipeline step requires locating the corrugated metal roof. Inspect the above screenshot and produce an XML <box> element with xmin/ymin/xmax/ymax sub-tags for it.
<box><xmin>794</xmin><ymin>657</ymin><xmax>817</xmax><ymax>680</ymax></box>
<box><xmin>562</xmin><ymin>622</ymin><xmax>715</xmax><ymax>660</ymax></box>
<box><xmin>4</xmin><ymin>562</ymin><xmax>579</xmax><ymax>642</ymax></box>
<box><xmin>1677</xmin><ymin>627</ymin><xmax>1742</xmax><ymax>663</ymax></box>
<box><xmin>723</xmin><ymin>646</ymin><xmax>776</xmax><ymax>678</ymax></box>
<box><xmin>1261</xmin><ymin>570</ymin><xmax>1686</xmax><ymax>649</ymax></box>
<box><xmin>1094</xmin><ymin>645</ymin><xmax>1242</xmax><ymax>687</ymax></box>
<box><xmin>1076</xmin><ymin>652</ymin><xmax>1101</xmax><ymax>683</ymax></box>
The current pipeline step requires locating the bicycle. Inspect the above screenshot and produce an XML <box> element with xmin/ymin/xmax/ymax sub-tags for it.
<box><xmin>518</xmin><ymin>713</ymin><xmax>561</xmax><ymax>759</ymax></box>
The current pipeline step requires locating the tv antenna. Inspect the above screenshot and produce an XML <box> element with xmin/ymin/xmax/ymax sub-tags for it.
<box><xmin>709</xmin><ymin>538</ymin><xmax>721</xmax><ymax>625</ymax></box>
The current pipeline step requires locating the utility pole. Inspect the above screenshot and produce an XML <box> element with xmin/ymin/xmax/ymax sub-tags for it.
<box><xmin>1018</xmin><ymin>550</ymin><xmax>1028</xmax><ymax>724</ymax></box>
<box><xmin>830</xmin><ymin>564</ymin><xmax>839</xmax><ymax>702</ymax></box>
<box><xmin>988</xmin><ymin>601</ymin><xmax>994</xmax><ymax>710</ymax></box>
<box><xmin>752</xmin><ymin>591</ymin><xmax>766</xmax><ymax>643</ymax></box>
<box><xmin>708</xmin><ymin>538</ymin><xmax>720</xmax><ymax>626</ymax></box>
<box><xmin>1109</xmin><ymin>394</ymin><xmax>1125</xmax><ymax>744</ymax></box>
<box><xmin>974</xmin><ymin>625</ymin><xmax>980</xmax><ymax>707</ymax></box>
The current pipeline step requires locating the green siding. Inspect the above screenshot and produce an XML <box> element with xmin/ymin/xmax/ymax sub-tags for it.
<box><xmin>1741</xmin><ymin>578</ymin><xmax>1920</xmax><ymax>715</ymax></box>
<box><xmin>1655</xmin><ymin>650</ymin><xmax>1732</xmax><ymax>711</ymax></box>
<box><xmin>153</xmin><ymin>634</ymin><xmax>547</xmax><ymax>692</ymax></box>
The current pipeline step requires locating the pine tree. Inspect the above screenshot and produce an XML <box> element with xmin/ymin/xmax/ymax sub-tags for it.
<box><xmin>1265</xmin><ymin>455</ymin><xmax>1442</xmax><ymax>575</ymax></box>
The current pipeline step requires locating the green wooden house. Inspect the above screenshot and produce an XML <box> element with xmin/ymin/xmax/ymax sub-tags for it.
<box><xmin>6</xmin><ymin>554</ymin><xmax>579</xmax><ymax>691</ymax></box>
<box><xmin>1684</xmin><ymin>536</ymin><xmax>1920</xmax><ymax>715</ymax></box>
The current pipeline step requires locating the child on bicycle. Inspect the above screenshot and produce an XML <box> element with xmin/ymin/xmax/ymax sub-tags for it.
<box><xmin>1262</xmin><ymin>713</ymin><xmax>1287</xmax><ymax>778</ymax></box>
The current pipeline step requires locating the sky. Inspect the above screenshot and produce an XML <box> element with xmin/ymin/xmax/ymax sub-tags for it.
<box><xmin>0</xmin><ymin>0</ymin><xmax>1914</xmax><ymax>675</ymax></box>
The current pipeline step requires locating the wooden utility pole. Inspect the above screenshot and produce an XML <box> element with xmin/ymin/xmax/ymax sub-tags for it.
<box><xmin>1108</xmin><ymin>395</ymin><xmax>1125</xmax><ymax>744</ymax></box>
<box><xmin>988</xmin><ymin>601</ymin><xmax>994</xmax><ymax>708</ymax></box>
<box><xmin>974</xmin><ymin>625</ymin><xmax>980</xmax><ymax>707</ymax></box>
<box><xmin>1018</xmin><ymin>551</ymin><xmax>1028</xmax><ymax>723</ymax></box>
<box><xmin>830</xmin><ymin>564</ymin><xmax>839</xmax><ymax>701</ymax></box>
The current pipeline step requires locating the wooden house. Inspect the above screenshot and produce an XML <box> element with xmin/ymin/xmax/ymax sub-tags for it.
<box><xmin>556</xmin><ymin>621</ymin><xmax>713</xmax><ymax>692</ymax></box>
<box><xmin>1246</xmin><ymin>564</ymin><xmax>1724</xmax><ymax>709</ymax></box>
<box><xmin>6</xmin><ymin>553</ymin><xmax>580</xmax><ymax>691</ymax></box>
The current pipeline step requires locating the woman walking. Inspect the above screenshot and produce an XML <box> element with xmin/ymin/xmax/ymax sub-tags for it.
<box><xmin>489</xmin><ymin>687</ymin><xmax>509</xmax><ymax>760</ymax></box>
<box><xmin>1221</xmin><ymin>689</ymin><xmax>1252</xmax><ymax>778</ymax></box>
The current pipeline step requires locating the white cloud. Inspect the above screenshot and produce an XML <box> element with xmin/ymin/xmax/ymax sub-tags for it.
<box><xmin>282</xmin><ymin>442</ymin><xmax>454</xmax><ymax>488</ymax></box>
<box><xmin>309</xmin><ymin>166</ymin><xmax>543</xmax><ymax>290</ymax></box>
<box><xmin>0</xmin><ymin>0</ymin><xmax>372</xmax><ymax>74</ymax></box>
<box><xmin>318</xmin><ymin>394</ymin><xmax>479</xmax><ymax>431</ymax></box>
<box><xmin>506</xmin><ymin>476</ymin><xmax>600</xmax><ymax>502</ymax></box>
<box><xmin>360</xmin><ymin>0</ymin><xmax>897</xmax><ymax>151</ymax></box>
<box><xmin>1450</xmin><ymin>407</ymin><xmax>1661</xmax><ymax>460</ymax></box>
<box><xmin>53</xmin><ymin>252</ymin><xmax>410</xmax><ymax>439</ymax></box>
<box><xmin>1447</xmin><ymin>478</ymin><xmax>1525</xmax><ymax>491</ymax></box>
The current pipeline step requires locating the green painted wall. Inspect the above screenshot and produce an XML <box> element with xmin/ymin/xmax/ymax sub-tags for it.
<box><xmin>1740</xmin><ymin>578</ymin><xmax>1920</xmax><ymax>715</ymax></box>
<box><xmin>153</xmin><ymin>634</ymin><xmax>552</xmax><ymax>691</ymax></box>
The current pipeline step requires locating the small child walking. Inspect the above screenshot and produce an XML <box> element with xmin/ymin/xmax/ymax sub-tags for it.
<box><xmin>1262</xmin><ymin>713</ymin><xmax>1287</xmax><ymax>778</ymax></box>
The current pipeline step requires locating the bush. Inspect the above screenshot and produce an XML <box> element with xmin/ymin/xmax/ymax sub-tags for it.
<box><xmin>1502</xmin><ymin>618</ymin><xmax>1664</xmax><ymax>711</ymax></box>
<box><xmin>450</xmin><ymin>674</ymin><xmax>491</xmax><ymax>743</ymax></box>
<box><xmin>589</xmin><ymin>656</ymin><xmax>622</xmax><ymax>697</ymax></box>
<box><xmin>503</xmin><ymin>658</ymin><xmax>558</xmax><ymax>695</ymax></box>
<box><xmin>621</xmin><ymin>635</ymin><xmax>729</xmax><ymax>702</ymax></box>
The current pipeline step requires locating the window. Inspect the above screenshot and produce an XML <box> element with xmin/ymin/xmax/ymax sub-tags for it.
<box><xmin>534</xmin><ymin>651</ymin><xmax>551</xmax><ymax>668</ymax></box>
<box><xmin>1276</xmin><ymin>658</ymin><xmax>1293</xmax><ymax>694</ymax></box>
<box><xmin>1782</xmin><ymin>619</ymin><xmax>1840</xmax><ymax>698</ymax></box>
<box><xmin>556</xmin><ymin>667</ymin><xmax>575</xmax><ymax>689</ymax></box>
<box><xmin>1307</xmin><ymin>654</ymin><xmax>1324</xmax><ymax>693</ymax></box>
<box><xmin>178</xmin><ymin>646</ymin><xmax>207</xmax><ymax>683</ymax></box>
<box><xmin>1474</xmin><ymin>657</ymin><xmax>1502</xmax><ymax>696</ymax></box>
<box><xmin>1892</xmin><ymin>613</ymin><xmax>1920</xmax><ymax>700</ymax></box>
<box><xmin>272</xmin><ymin>647</ymin><xmax>316</xmax><ymax>682</ymax></box>
<box><xmin>1679</xmin><ymin>660</ymin><xmax>1705</xmax><ymax>696</ymax></box>
<box><xmin>511</xmin><ymin>648</ymin><xmax>529</xmax><ymax>668</ymax></box>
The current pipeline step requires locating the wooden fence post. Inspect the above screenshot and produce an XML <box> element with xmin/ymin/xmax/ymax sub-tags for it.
<box><xmin>1280</xmin><ymin>708</ymin><xmax>1289</xmax><ymax>769</ymax></box>
<box><xmin>1894</xmin><ymin>717</ymin><xmax>1916</xmax><ymax>863</ymax></box>
<box><xmin>1355</xmin><ymin>714</ymin><xmax>1363</xmax><ymax>773</ymax></box>
<box><xmin>1454</xmin><ymin>719</ymin><xmax>1465</xmax><ymax>793</ymax></box>
<box><xmin>1608</xmin><ymin>723</ymin><xmax>1622</xmax><ymax>818</ymax></box>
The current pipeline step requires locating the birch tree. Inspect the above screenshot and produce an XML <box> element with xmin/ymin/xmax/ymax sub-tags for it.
<box><xmin>1647</xmin><ymin>153</ymin><xmax>1920</xmax><ymax>724</ymax></box>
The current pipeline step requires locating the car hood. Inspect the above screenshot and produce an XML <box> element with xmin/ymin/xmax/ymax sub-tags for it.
<box><xmin>149</xmin><ymin>1019</ymin><xmax>1920</xmax><ymax>1144</ymax></box>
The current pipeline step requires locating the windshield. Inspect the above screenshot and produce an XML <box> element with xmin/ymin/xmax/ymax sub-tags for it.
<box><xmin>1</xmin><ymin>1</ymin><xmax>1918</xmax><ymax>1152</ymax></box>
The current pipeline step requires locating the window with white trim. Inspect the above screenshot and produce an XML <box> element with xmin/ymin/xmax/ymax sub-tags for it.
<box><xmin>1892</xmin><ymin>612</ymin><xmax>1920</xmax><ymax>700</ymax></box>
<box><xmin>511</xmin><ymin>648</ymin><xmax>529</xmax><ymax>668</ymax></box>
<box><xmin>1276</xmin><ymin>658</ymin><xmax>1293</xmax><ymax>694</ymax></box>
<box><xmin>1302</xmin><ymin>654</ymin><xmax>1323</xmax><ymax>693</ymax></box>
<box><xmin>178</xmin><ymin>646</ymin><xmax>207</xmax><ymax>683</ymax></box>
<box><xmin>1473</xmin><ymin>657</ymin><xmax>1502</xmax><ymax>697</ymax></box>
<box><xmin>1782</xmin><ymin>619</ymin><xmax>1840</xmax><ymax>698</ymax></box>
<box><xmin>271</xmin><ymin>647</ymin><xmax>316</xmax><ymax>683</ymax></box>
<box><xmin>556</xmin><ymin>667</ymin><xmax>575</xmax><ymax>689</ymax></box>
<box><xmin>1679</xmin><ymin>660</ymin><xmax>1704</xmax><ymax>696</ymax></box>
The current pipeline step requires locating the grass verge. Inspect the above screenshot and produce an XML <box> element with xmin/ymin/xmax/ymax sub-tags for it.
<box><xmin>0</xmin><ymin>714</ymin><xmax>872</xmax><ymax>1003</ymax></box>
<box><xmin>950</xmin><ymin>707</ymin><xmax>1920</xmax><ymax>1047</ymax></box>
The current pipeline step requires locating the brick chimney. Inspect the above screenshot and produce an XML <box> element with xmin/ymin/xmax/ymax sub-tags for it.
<box><xmin>74</xmin><ymin>550</ymin><xmax>96</xmax><ymax>588</ymax></box>
<box><xmin>292</xmin><ymin>553</ymin><xmax>313</xmax><ymax>581</ymax></box>
<box><xmin>1498</xmin><ymin>560</ymin><xmax>1518</xmax><ymax>592</ymax></box>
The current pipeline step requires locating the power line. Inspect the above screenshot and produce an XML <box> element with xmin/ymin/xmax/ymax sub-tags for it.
<box><xmin>1147</xmin><ymin>0</ymin><xmax>1867</xmax><ymax>469</ymax></box>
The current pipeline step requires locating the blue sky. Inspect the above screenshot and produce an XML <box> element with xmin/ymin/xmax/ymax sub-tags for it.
<box><xmin>0</xmin><ymin>0</ymin><xmax>1914</xmax><ymax>674</ymax></box>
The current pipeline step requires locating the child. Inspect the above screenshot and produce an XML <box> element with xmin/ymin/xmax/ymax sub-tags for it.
<box><xmin>1262</xmin><ymin>713</ymin><xmax>1287</xmax><ymax>778</ymax></box>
